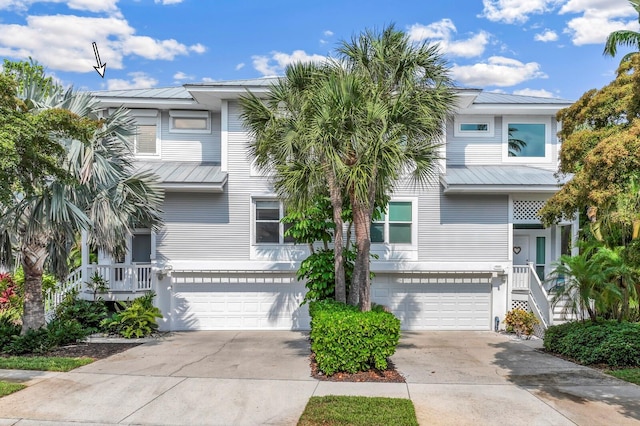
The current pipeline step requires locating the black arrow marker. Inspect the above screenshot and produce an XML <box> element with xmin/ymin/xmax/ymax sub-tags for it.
<box><xmin>92</xmin><ymin>42</ymin><xmax>107</xmax><ymax>78</ymax></box>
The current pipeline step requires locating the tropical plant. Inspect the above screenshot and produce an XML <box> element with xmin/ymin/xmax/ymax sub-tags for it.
<box><xmin>503</xmin><ymin>308</ymin><xmax>539</xmax><ymax>338</ymax></box>
<box><xmin>546</xmin><ymin>242</ymin><xmax>608</xmax><ymax>322</ymax></box>
<box><xmin>101</xmin><ymin>292</ymin><xmax>162</xmax><ymax>338</ymax></box>
<box><xmin>85</xmin><ymin>271</ymin><xmax>109</xmax><ymax>301</ymax></box>
<box><xmin>334</xmin><ymin>25</ymin><xmax>457</xmax><ymax>310</ymax></box>
<box><xmin>0</xmin><ymin>60</ymin><xmax>164</xmax><ymax>333</ymax></box>
<box><xmin>604</xmin><ymin>0</ymin><xmax>640</xmax><ymax>62</ymax></box>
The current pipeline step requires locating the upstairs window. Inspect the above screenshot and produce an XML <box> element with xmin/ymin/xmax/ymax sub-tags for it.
<box><xmin>371</xmin><ymin>201</ymin><xmax>414</xmax><ymax>244</ymax></box>
<box><xmin>134</xmin><ymin>124</ymin><xmax>158</xmax><ymax>155</ymax></box>
<box><xmin>453</xmin><ymin>115</ymin><xmax>494</xmax><ymax>138</ymax></box>
<box><xmin>254</xmin><ymin>200</ymin><xmax>295</xmax><ymax>244</ymax></box>
<box><xmin>169</xmin><ymin>110</ymin><xmax>211</xmax><ymax>133</ymax></box>
<box><xmin>503</xmin><ymin>117</ymin><xmax>551</xmax><ymax>162</ymax></box>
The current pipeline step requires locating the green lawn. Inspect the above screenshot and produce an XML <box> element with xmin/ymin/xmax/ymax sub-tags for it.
<box><xmin>607</xmin><ymin>368</ymin><xmax>640</xmax><ymax>385</ymax></box>
<box><xmin>0</xmin><ymin>356</ymin><xmax>94</xmax><ymax>372</ymax></box>
<box><xmin>0</xmin><ymin>381</ymin><xmax>25</xmax><ymax>398</ymax></box>
<box><xmin>297</xmin><ymin>395</ymin><xmax>418</xmax><ymax>426</ymax></box>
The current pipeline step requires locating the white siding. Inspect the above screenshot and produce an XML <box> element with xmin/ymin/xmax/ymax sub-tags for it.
<box><xmin>161</xmin><ymin>111</ymin><xmax>221</xmax><ymax>162</ymax></box>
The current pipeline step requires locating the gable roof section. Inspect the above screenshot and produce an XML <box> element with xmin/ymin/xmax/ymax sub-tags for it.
<box><xmin>136</xmin><ymin>161</ymin><xmax>227</xmax><ymax>193</ymax></box>
<box><xmin>441</xmin><ymin>165</ymin><xmax>570</xmax><ymax>194</ymax></box>
<box><xmin>474</xmin><ymin>92</ymin><xmax>572</xmax><ymax>105</ymax></box>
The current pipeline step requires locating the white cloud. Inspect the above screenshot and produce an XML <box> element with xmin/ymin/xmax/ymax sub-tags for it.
<box><xmin>560</xmin><ymin>0</ymin><xmax>640</xmax><ymax>45</ymax></box>
<box><xmin>173</xmin><ymin>71</ymin><xmax>193</xmax><ymax>80</ymax></box>
<box><xmin>154</xmin><ymin>0</ymin><xmax>183</xmax><ymax>4</ymax></box>
<box><xmin>408</xmin><ymin>19</ymin><xmax>490</xmax><ymax>58</ymax></box>
<box><xmin>324</xmin><ymin>30</ymin><xmax>334</xmax><ymax>37</ymax></box>
<box><xmin>0</xmin><ymin>0</ymin><xmax>120</xmax><ymax>14</ymax></box>
<box><xmin>252</xmin><ymin>50</ymin><xmax>327</xmax><ymax>76</ymax></box>
<box><xmin>190</xmin><ymin>43</ymin><xmax>207</xmax><ymax>54</ymax></box>
<box><xmin>235</xmin><ymin>62</ymin><xmax>245</xmax><ymax>70</ymax></box>
<box><xmin>106</xmin><ymin>71</ymin><xmax>158</xmax><ymax>90</ymax></box>
<box><xmin>513</xmin><ymin>88</ymin><xmax>555</xmax><ymax>97</ymax></box>
<box><xmin>451</xmin><ymin>56</ymin><xmax>547</xmax><ymax>87</ymax></box>
<box><xmin>480</xmin><ymin>0</ymin><xmax>557</xmax><ymax>24</ymax></box>
<box><xmin>534</xmin><ymin>29</ymin><xmax>558</xmax><ymax>42</ymax></box>
<box><xmin>0</xmin><ymin>14</ymin><xmax>206</xmax><ymax>72</ymax></box>
<box><xmin>201</xmin><ymin>77</ymin><xmax>216</xmax><ymax>82</ymax></box>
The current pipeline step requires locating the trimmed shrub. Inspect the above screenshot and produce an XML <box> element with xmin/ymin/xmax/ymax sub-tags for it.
<box><xmin>544</xmin><ymin>320</ymin><xmax>640</xmax><ymax>367</ymax></box>
<box><xmin>504</xmin><ymin>308</ymin><xmax>539</xmax><ymax>338</ymax></box>
<box><xmin>309</xmin><ymin>299</ymin><xmax>401</xmax><ymax>375</ymax></box>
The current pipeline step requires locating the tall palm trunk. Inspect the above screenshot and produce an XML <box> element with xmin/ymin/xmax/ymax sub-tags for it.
<box><xmin>21</xmin><ymin>237</ymin><xmax>48</xmax><ymax>333</ymax></box>
<box><xmin>327</xmin><ymin>172</ymin><xmax>346</xmax><ymax>303</ymax></box>
<box><xmin>349</xmin><ymin>178</ymin><xmax>377</xmax><ymax>311</ymax></box>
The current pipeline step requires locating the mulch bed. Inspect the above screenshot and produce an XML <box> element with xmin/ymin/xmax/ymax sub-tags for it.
<box><xmin>309</xmin><ymin>352</ymin><xmax>406</xmax><ymax>383</ymax></box>
<box><xmin>0</xmin><ymin>343</ymin><xmax>142</xmax><ymax>360</ymax></box>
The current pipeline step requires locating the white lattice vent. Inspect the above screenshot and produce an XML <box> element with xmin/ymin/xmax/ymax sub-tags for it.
<box><xmin>511</xmin><ymin>300</ymin><xmax>529</xmax><ymax>311</ymax></box>
<box><xmin>513</xmin><ymin>200</ymin><xmax>545</xmax><ymax>223</ymax></box>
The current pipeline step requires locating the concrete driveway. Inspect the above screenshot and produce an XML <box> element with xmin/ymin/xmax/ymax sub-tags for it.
<box><xmin>0</xmin><ymin>331</ymin><xmax>638</xmax><ymax>425</ymax></box>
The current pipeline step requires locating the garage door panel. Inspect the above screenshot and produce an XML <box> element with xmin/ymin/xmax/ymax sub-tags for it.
<box><xmin>372</xmin><ymin>276</ymin><xmax>491</xmax><ymax>331</ymax></box>
<box><xmin>171</xmin><ymin>279</ymin><xmax>310</xmax><ymax>330</ymax></box>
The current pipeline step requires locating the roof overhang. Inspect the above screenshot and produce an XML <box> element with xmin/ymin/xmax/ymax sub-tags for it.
<box><xmin>441</xmin><ymin>165</ymin><xmax>570</xmax><ymax>194</ymax></box>
<box><xmin>136</xmin><ymin>161</ymin><xmax>228</xmax><ymax>193</ymax></box>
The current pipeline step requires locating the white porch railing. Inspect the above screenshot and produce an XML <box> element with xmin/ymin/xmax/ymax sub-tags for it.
<box><xmin>87</xmin><ymin>264</ymin><xmax>153</xmax><ymax>292</ymax></box>
<box><xmin>513</xmin><ymin>263</ymin><xmax>552</xmax><ymax>329</ymax></box>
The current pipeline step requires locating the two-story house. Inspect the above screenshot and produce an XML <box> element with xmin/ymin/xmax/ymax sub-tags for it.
<box><xmin>60</xmin><ymin>79</ymin><xmax>575</xmax><ymax>332</ymax></box>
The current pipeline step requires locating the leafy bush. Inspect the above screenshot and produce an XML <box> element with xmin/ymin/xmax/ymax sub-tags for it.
<box><xmin>544</xmin><ymin>320</ymin><xmax>640</xmax><ymax>367</ymax></box>
<box><xmin>4</xmin><ymin>327</ymin><xmax>53</xmax><ymax>355</ymax></box>
<box><xmin>504</xmin><ymin>308</ymin><xmax>539</xmax><ymax>338</ymax></box>
<box><xmin>0</xmin><ymin>272</ymin><xmax>23</xmax><ymax>325</ymax></box>
<box><xmin>101</xmin><ymin>292</ymin><xmax>162</xmax><ymax>338</ymax></box>
<box><xmin>46</xmin><ymin>318</ymin><xmax>91</xmax><ymax>347</ymax></box>
<box><xmin>0</xmin><ymin>318</ymin><xmax>20</xmax><ymax>350</ymax></box>
<box><xmin>54</xmin><ymin>289</ymin><xmax>109</xmax><ymax>333</ymax></box>
<box><xmin>309</xmin><ymin>299</ymin><xmax>400</xmax><ymax>375</ymax></box>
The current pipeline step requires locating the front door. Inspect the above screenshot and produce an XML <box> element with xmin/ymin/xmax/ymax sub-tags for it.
<box><xmin>513</xmin><ymin>235</ymin><xmax>530</xmax><ymax>265</ymax></box>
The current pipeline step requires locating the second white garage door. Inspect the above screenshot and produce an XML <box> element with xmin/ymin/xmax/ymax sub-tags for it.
<box><xmin>372</xmin><ymin>274</ymin><xmax>492</xmax><ymax>330</ymax></box>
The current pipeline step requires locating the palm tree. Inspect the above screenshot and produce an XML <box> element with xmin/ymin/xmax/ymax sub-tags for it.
<box><xmin>604</xmin><ymin>0</ymin><xmax>640</xmax><ymax>62</ymax></box>
<box><xmin>337</xmin><ymin>25</ymin><xmax>457</xmax><ymax>310</ymax></box>
<box><xmin>240</xmin><ymin>62</ymin><xmax>351</xmax><ymax>303</ymax></box>
<box><xmin>0</xmin><ymin>64</ymin><xmax>163</xmax><ymax>332</ymax></box>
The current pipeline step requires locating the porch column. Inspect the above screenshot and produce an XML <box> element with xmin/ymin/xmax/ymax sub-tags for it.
<box><xmin>571</xmin><ymin>212</ymin><xmax>580</xmax><ymax>256</ymax></box>
<box><xmin>81</xmin><ymin>230</ymin><xmax>89</xmax><ymax>291</ymax></box>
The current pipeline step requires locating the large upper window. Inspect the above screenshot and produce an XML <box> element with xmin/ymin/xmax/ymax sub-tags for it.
<box><xmin>169</xmin><ymin>110</ymin><xmax>211</xmax><ymax>133</ymax></box>
<box><xmin>502</xmin><ymin>117</ymin><xmax>551</xmax><ymax>162</ymax></box>
<box><xmin>371</xmin><ymin>201</ymin><xmax>414</xmax><ymax>244</ymax></box>
<box><xmin>254</xmin><ymin>200</ymin><xmax>294</xmax><ymax>244</ymax></box>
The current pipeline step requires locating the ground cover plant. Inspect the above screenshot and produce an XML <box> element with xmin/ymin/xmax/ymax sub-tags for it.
<box><xmin>607</xmin><ymin>368</ymin><xmax>640</xmax><ymax>385</ymax></box>
<box><xmin>0</xmin><ymin>381</ymin><xmax>25</xmax><ymax>398</ymax></box>
<box><xmin>543</xmin><ymin>320</ymin><xmax>640</xmax><ymax>367</ymax></box>
<box><xmin>297</xmin><ymin>395</ymin><xmax>418</xmax><ymax>426</ymax></box>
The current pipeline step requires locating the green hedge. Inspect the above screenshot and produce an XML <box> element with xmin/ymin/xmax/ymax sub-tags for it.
<box><xmin>543</xmin><ymin>320</ymin><xmax>640</xmax><ymax>367</ymax></box>
<box><xmin>309</xmin><ymin>299</ymin><xmax>401</xmax><ymax>375</ymax></box>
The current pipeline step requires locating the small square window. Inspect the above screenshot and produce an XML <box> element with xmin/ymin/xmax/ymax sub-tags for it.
<box><xmin>508</xmin><ymin>123</ymin><xmax>546</xmax><ymax>158</ymax></box>
<box><xmin>254</xmin><ymin>200</ymin><xmax>297</xmax><ymax>244</ymax></box>
<box><xmin>134</xmin><ymin>124</ymin><xmax>158</xmax><ymax>155</ymax></box>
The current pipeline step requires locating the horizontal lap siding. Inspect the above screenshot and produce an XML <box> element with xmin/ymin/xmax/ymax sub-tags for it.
<box><xmin>446</xmin><ymin>116</ymin><xmax>502</xmax><ymax>166</ymax></box>
<box><xmin>161</xmin><ymin>111</ymin><xmax>221</xmax><ymax>163</ymax></box>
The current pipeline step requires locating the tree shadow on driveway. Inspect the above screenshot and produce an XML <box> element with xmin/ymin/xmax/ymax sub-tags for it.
<box><xmin>490</xmin><ymin>339</ymin><xmax>640</xmax><ymax>423</ymax></box>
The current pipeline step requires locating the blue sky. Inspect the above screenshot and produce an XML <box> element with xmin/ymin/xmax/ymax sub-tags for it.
<box><xmin>0</xmin><ymin>0</ymin><xmax>638</xmax><ymax>100</ymax></box>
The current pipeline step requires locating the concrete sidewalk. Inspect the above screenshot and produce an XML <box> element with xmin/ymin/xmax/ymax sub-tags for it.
<box><xmin>0</xmin><ymin>331</ymin><xmax>639</xmax><ymax>425</ymax></box>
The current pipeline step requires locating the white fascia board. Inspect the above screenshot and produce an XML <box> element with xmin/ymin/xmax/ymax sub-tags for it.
<box><xmin>442</xmin><ymin>185</ymin><xmax>562</xmax><ymax>194</ymax></box>
<box><xmin>96</xmin><ymin>98</ymin><xmax>197</xmax><ymax>109</ymax></box>
<box><xmin>459</xmin><ymin>104</ymin><xmax>570</xmax><ymax>116</ymax></box>
<box><xmin>161</xmin><ymin>181</ymin><xmax>227</xmax><ymax>193</ymax></box>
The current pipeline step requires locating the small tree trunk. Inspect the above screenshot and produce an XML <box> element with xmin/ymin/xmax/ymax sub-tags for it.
<box><xmin>21</xmin><ymin>240</ymin><xmax>49</xmax><ymax>333</ymax></box>
<box><xmin>329</xmin><ymin>175</ymin><xmax>347</xmax><ymax>303</ymax></box>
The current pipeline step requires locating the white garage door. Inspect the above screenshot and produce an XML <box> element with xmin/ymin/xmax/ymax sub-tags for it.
<box><xmin>170</xmin><ymin>273</ymin><xmax>310</xmax><ymax>330</ymax></box>
<box><xmin>372</xmin><ymin>274</ymin><xmax>492</xmax><ymax>330</ymax></box>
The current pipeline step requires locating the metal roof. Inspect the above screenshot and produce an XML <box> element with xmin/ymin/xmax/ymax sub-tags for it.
<box><xmin>474</xmin><ymin>92</ymin><xmax>573</xmax><ymax>105</ymax></box>
<box><xmin>185</xmin><ymin>77</ymin><xmax>280</xmax><ymax>87</ymax></box>
<box><xmin>92</xmin><ymin>87</ymin><xmax>192</xmax><ymax>100</ymax></box>
<box><xmin>136</xmin><ymin>161</ymin><xmax>227</xmax><ymax>192</ymax></box>
<box><xmin>441</xmin><ymin>165</ymin><xmax>571</xmax><ymax>194</ymax></box>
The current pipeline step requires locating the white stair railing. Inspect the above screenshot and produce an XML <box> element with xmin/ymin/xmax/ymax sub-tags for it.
<box><xmin>526</xmin><ymin>262</ymin><xmax>551</xmax><ymax>329</ymax></box>
<box><xmin>45</xmin><ymin>267</ymin><xmax>84</xmax><ymax>321</ymax></box>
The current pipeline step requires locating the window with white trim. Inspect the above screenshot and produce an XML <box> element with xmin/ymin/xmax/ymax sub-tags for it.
<box><xmin>254</xmin><ymin>200</ymin><xmax>294</xmax><ymax>244</ymax></box>
<box><xmin>453</xmin><ymin>115</ymin><xmax>494</xmax><ymax>138</ymax></box>
<box><xmin>125</xmin><ymin>110</ymin><xmax>159</xmax><ymax>157</ymax></box>
<box><xmin>502</xmin><ymin>117</ymin><xmax>551</xmax><ymax>162</ymax></box>
<box><xmin>371</xmin><ymin>201</ymin><xmax>414</xmax><ymax>244</ymax></box>
<box><xmin>169</xmin><ymin>110</ymin><xmax>211</xmax><ymax>133</ymax></box>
